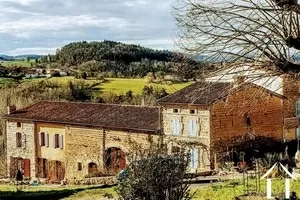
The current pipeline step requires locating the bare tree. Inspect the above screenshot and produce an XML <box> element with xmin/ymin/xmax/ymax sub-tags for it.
<box><xmin>173</xmin><ymin>0</ymin><xmax>300</xmax><ymax>74</ymax></box>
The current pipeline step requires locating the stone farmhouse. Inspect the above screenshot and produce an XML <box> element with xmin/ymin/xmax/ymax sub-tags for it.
<box><xmin>2</xmin><ymin>73</ymin><xmax>297</xmax><ymax>181</ymax></box>
<box><xmin>3</xmin><ymin>102</ymin><xmax>160</xmax><ymax>182</ymax></box>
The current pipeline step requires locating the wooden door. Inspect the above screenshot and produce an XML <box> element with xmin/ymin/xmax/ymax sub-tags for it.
<box><xmin>23</xmin><ymin>159</ymin><xmax>30</xmax><ymax>177</ymax></box>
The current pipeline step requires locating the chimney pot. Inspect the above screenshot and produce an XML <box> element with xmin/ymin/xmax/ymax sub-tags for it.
<box><xmin>7</xmin><ymin>105</ymin><xmax>16</xmax><ymax>114</ymax></box>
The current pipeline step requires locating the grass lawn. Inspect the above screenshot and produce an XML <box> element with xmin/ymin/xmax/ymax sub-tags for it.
<box><xmin>0</xmin><ymin>179</ymin><xmax>298</xmax><ymax>199</ymax></box>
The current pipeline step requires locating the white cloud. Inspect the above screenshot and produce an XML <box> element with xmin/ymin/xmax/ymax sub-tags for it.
<box><xmin>3</xmin><ymin>47</ymin><xmax>57</xmax><ymax>56</ymax></box>
<box><xmin>0</xmin><ymin>15</ymin><xmax>130</xmax><ymax>36</ymax></box>
<box><xmin>0</xmin><ymin>0</ymin><xmax>177</xmax><ymax>55</ymax></box>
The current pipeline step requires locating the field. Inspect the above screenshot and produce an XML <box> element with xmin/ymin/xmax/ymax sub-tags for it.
<box><xmin>3</xmin><ymin>76</ymin><xmax>192</xmax><ymax>95</ymax></box>
<box><xmin>0</xmin><ymin>59</ymin><xmax>37</xmax><ymax>68</ymax></box>
<box><xmin>0</xmin><ymin>179</ymin><xmax>298</xmax><ymax>200</ymax></box>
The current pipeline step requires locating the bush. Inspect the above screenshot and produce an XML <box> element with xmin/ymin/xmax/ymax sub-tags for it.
<box><xmin>84</xmin><ymin>171</ymin><xmax>111</xmax><ymax>178</ymax></box>
<box><xmin>117</xmin><ymin>153</ymin><xmax>193</xmax><ymax>200</ymax></box>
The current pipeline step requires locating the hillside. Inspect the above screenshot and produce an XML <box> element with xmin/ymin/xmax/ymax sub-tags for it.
<box><xmin>41</xmin><ymin>40</ymin><xmax>212</xmax><ymax>80</ymax></box>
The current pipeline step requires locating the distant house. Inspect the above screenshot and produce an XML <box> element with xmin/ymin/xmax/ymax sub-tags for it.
<box><xmin>24</xmin><ymin>69</ymin><xmax>39</xmax><ymax>79</ymax></box>
<box><xmin>45</xmin><ymin>69</ymin><xmax>67</xmax><ymax>77</ymax></box>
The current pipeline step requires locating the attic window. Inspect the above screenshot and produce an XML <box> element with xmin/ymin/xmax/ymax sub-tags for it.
<box><xmin>17</xmin><ymin>122</ymin><xmax>21</xmax><ymax>128</ymax></box>
<box><xmin>173</xmin><ymin>109</ymin><xmax>179</xmax><ymax>113</ymax></box>
<box><xmin>245</xmin><ymin>114</ymin><xmax>252</xmax><ymax>127</ymax></box>
<box><xmin>190</xmin><ymin>110</ymin><xmax>195</xmax><ymax>114</ymax></box>
<box><xmin>77</xmin><ymin>162</ymin><xmax>82</xmax><ymax>171</ymax></box>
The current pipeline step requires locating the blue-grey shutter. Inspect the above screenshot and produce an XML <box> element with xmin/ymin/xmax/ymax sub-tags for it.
<box><xmin>192</xmin><ymin>119</ymin><xmax>197</xmax><ymax>136</ymax></box>
<box><xmin>176</xmin><ymin>119</ymin><xmax>180</xmax><ymax>135</ymax></box>
<box><xmin>171</xmin><ymin>119</ymin><xmax>176</xmax><ymax>135</ymax></box>
<box><xmin>297</xmin><ymin>128</ymin><xmax>300</xmax><ymax>138</ymax></box>
<box><xmin>188</xmin><ymin>120</ymin><xmax>193</xmax><ymax>136</ymax></box>
<box><xmin>189</xmin><ymin>149</ymin><xmax>193</xmax><ymax>168</ymax></box>
<box><xmin>194</xmin><ymin>149</ymin><xmax>199</xmax><ymax>169</ymax></box>
<box><xmin>296</xmin><ymin>101</ymin><xmax>300</xmax><ymax>117</ymax></box>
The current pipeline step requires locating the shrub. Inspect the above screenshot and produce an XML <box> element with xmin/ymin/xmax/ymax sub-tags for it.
<box><xmin>117</xmin><ymin>153</ymin><xmax>193</xmax><ymax>200</ymax></box>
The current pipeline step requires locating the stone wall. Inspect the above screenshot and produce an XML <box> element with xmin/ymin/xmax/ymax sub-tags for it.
<box><xmin>65</xmin><ymin>125</ymin><xmax>159</xmax><ymax>180</ymax></box>
<box><xmin>65</xmin><ymin>126</ymin><xmax>103</xmax><ymax>180</ymax></box>
<box><xmin>6</xmin><ymin>120</ymin><xmax>36</xmax><ymax>178</ymax></box>
<box><xmin>161</xmin><ymin>106</ymin><xmax>211</xmax><ymax>171</ymax></box>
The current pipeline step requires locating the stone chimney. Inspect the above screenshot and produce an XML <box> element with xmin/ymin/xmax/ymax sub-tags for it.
<box><xmin>7</xmin><ymin>105</ymin><xmax>16</xmax><ymax>114</ymax></box>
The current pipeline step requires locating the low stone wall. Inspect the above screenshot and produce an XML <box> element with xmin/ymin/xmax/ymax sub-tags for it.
<box><xmin>69</xmin><ymin>176</ymin><xmax>116</xmax><ymax>185</ymax></box>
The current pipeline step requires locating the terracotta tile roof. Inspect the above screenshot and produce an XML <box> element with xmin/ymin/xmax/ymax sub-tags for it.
<box><xmin>157</xmin><ymin>81</ymin><xmax>285</xmax><ymax>105</ymax></box>
<box><xmin>157</xmin><ymin>82</ymin><xmax>232</xmax><ymax>105</ymax></box>
<box><xmin>3</xmin><ymin>101</ymin><xmax>160</xmax><ymax>134</ymax></box>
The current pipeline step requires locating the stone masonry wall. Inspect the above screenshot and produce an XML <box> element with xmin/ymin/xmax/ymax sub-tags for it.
<box><xmin>65</xmin><ymin>126</ymin><xmax>159</xmax><ymax>180</ymax></box>
<box><xmin>6</xmin><ymin>120</ymin><xmax>36</xmax><ymax>178</ymax></box>
<box><xmin>162</xmin><ymin>106</ymin><xmax>211</xmax><ymax>171</ymax></box>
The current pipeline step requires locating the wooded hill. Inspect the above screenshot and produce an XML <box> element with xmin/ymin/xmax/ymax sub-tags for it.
<box><xmin>41</xmin><ymin>40</ymin><xmax>211</xmax><ymax>80</ymax></box>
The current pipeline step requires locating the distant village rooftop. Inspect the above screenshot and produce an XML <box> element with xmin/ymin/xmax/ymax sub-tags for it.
<box><xmin>3</xmin><ymin>101</ymin><xmax>160</xmax><ymax>134</ymax></box>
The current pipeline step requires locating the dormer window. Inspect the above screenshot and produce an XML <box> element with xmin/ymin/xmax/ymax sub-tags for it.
<box><xmin>173</xmin><ymin>109</ymin><xmax>178</xmax><ymax>113</ymax></box>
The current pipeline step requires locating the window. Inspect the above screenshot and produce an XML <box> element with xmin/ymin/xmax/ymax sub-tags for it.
<box><xmin>16</xmin><ymin>122</ymin><xmax>21</xmax><ymax>128</ymax></box>
<box><xmin>40</xmin><ymin>132</ymin><xmax>45</xmax><ymax>146</ymax></box>
<box><xmin>53</xmin><ymin>134</ymin><xmax>63</xmax><ymax>149</ymax></box>
<box><xmin>171</xmin><ymin>119</ymin><xmax>181</xmax><ymax>135</ymax></box>
<box><xmin>296</xmin><ymin>101</ymin><xmax>300</xmax><ymax>117</ymax></box>
<box><xmin>16</xmin><ymin>132</ymin><xmax>22</xmax><ymax>147</ymax></box>
<box><xmin>39</xmin><ymin>132</ymin><xmax>49</xmax><ymax>147</ymax></box>
<box><xmin>190</xmin><ymin>110</ymin><xmax>195</xmax><ymax>114</ymax></box>
<box><xmin>189</xmin><ymin>149</ymin><xmax>199</xmax><ymax>169</ymax></box>
<box><xmin>244</xmin><ymin>114</ymin><xmax>251</xmax><ymax>127</ymax></box>
<box><xmin>188</xmin><ymin>119</ymin><xmax>197</xmax><ymax>136</ymax></box>
<box><xmin>77</xmin><ymin>162</ymin><xmax>82</xmax><ymax>171</ymax></box>
<box><xmin>173</xmin><ymin>109</ymin><xmax>178</xmax><ymax>113</ymax></box>
<box><xmin>16</xmin><ymin>132</ymin><xmax>26</xmax><ymax>148</ymax></box>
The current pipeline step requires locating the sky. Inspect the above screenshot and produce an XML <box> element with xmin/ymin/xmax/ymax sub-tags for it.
<box><xmin>0</xmin><ymin>0</ymin><xmax>177</xmax><ymax>55</ymax></box>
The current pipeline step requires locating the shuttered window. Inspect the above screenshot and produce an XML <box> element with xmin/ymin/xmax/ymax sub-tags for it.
<box><xmin>188</xmin><ymin>119</ymin><xmax>197</xmax><ymax>136</ymax></box>
<box><xmin>189</xmin><ymin>149</ymin><xmax>199</xmax><ymax>169</ymax></box>
<box><xmin>171</xmin><ymin>119</ymin><xmax>181</xmax><ymax>135</ymax></box>
<box><xmin>53</xmin><ymin>134</ymin><xmax>63</xmax><ymax>149</ymax></box>
<box><xmin>16</xmin><ymin>132</ymin><xmax>22</xmax><ymax>147</ymax></box>
<box><xmin>39</xmin><ymin>132</ymin><xmax>45</xmax><ymax>146</ymax></box>
<box><xmin>296</xmin><ymin>101</ymin><xmax>300</xmax><ymax>117</ymax></box>
<box><xmin>21</xmin><ymin>134</ymin><xmax>26</xmax><ymax>149</ymax></box>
